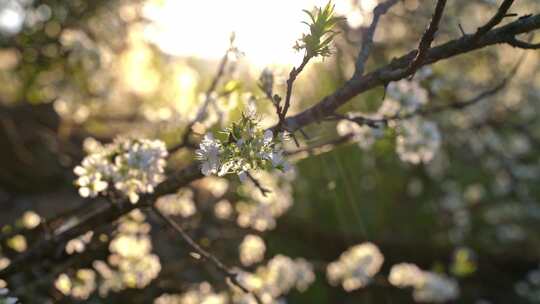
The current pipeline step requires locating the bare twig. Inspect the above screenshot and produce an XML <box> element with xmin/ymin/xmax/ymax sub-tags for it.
<box><xmin>280</xmin><ymin>56</ymin><xmax>311</xmax><ymax>127</ymax></box>
<box><xmin>472</xmin><ymin>0</ymin><xmax>515</xmax><ymax>40</ymax></box>
<box><xmin>169</xmin><ymin>39</ymin><xmax>234</xmax><ymax>154</ymax></box>
<box><xmin>151</xmin><ymin>205</ymin><xmax>263</xmax><ymax>304</ymax></box>
<box><xmin>406</xmin><ymin>0</ymin><xmax>447</xmax><ymax>75</ymax></box>
<box><xmin>507</xmin><ymin>36</ymin><xmax>540</xmax><ymax>49</ymax></box>
<box><xmin>246</xmin><ymin>172</ymin><xmax>271</xmax><ymax>196</ymax></box>
<box><xmin>354</xmin><ymin>0</ymin><xmax>399</xmax><ymax>77</ymax></box>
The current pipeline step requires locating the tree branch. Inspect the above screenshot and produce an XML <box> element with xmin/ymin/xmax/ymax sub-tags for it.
<box><xmin>406</xmin><ymin>0</ymin><xmax>447</xmax><ymax>75</ymax></box>
<box><xmin>354</xmin><ymin>0</ymin><xmax>399</xmax><ymax>77</ymax></box>
<box><xmin>151</xmin><ymin>205</ymin><xmax>263</xmax><ymax>304</ymax></box>
<box><xmin>507</xmin><ymin>36</ymin><xmax>540</xmax><ymax>49</ymax></box>
<box><xmin>472</xmin><ymin>0</ymin><xmax>515</xmax><ymax>40</ymax></box>
<box><xmin>282</xmin><ymin>14</ymin><xmax>540</xmax><ymax>132</ymax></box>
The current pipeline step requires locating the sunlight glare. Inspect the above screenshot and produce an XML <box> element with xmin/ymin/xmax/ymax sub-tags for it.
<box><xmin>143</xmin><ymin>0</ymin><xmax>336</xmax><ymax>67</ymax></box>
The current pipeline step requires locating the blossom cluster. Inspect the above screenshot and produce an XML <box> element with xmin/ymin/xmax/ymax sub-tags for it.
<box><xmin>153</xmin><ymin>255</ymin><xmax>315</xmax><ymax>304</ymax></box>
<box><xmin>74</xmin><ymin>137</ymin><xmax>168</xmax><ymax>203</ymax></box>
<box><xmin>326</xmin><ymin>242</ymin><xmax>384</xmax><ymax>291</ymax></box>
<box><xmin>336</xmin><ymin>70</ymin><xmax>441</xmax><ymax>164</ymax></box>
<box><xmin>389</xmin><ymin>263</ymin><xmax>459</xmax><ymax>303</ymax></box>
<box><xmin>336</xmin><ymin>118</ymin><xmax>383</xmax><ymax>150</ymax></box>
<box><xmin>395</xmin><ymin>117</ymin><xmax>441</xmax><ymax>164</ymax></box>
<box><xmin>155</xmin><ymin>282</ymin><xmax>228</xmax><ymax>304</ymax></box>
<box><xmin>155</xmin><ymin>188</ymin><xmax>197</xmax><ymax>218</ymax></box>
<box><xmin>56</xmin><ymin>210</ymin><xmax>162</xmax><ymax>300</ymax></box>
<box><xmin>236</xmin><ymin>170</ymin><xmax>295</xmax><ymax>231</ymax></box>
<box><xmin>239</xmin><ymin>234</ymin><xmax>266</xmax><ymax>266</ymax></box>
<box><xmin>234</xmin><ymin>255</ymin><xmax>316</xmax><ymax>303</ymax></box>
<box><xmin>196</xmin><ymin>110</ymin><xmax>290</xmax><ymax>181</ymax></box>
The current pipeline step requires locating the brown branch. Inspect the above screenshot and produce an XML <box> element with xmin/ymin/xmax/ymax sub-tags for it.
<box><xmin>354</xmin><ymin>0</ymin><xmax>399</xmax><ymax>76</ymax></box>
<box><xmin>169</xmin><ymin>41</ymin><xmax>233</xmax><ymax>154</ymax></box>
<box><xmin>151</xmin><ymin>205</ymin><xmax>263</xmax><ymax>304</ymax></box>
<box><xmin>406</xmin><ymin>0</ymin><xmax>447</xmax><ymax>75</ymax></box>
<box><xmin>507</xmin><ymin>37</ymin><xmax>540</xmax><ymax>49</ymax></box>
<box><xmin>282</xmin><ymin>14</ymin><xmax>540</xmax><ymax>132</ymax></box>
<box><xmin>279</xmin><ymin>55</ymin><xmax>311</xmax><ymax>127</ymax></box>
<box><xmin>246</xmin><ymin>172</ymin><xmax>271</xmax><ymax>197</ymax></box>
<box><xmin>472</xmin><ymin>0</ymin><xmax>515</xmax><ymax>40</ymax></box>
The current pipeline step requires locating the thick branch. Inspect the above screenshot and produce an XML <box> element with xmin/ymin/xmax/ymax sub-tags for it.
<box><xmin>283</xmin><ymin>14</ymin><xmax>540</xmax><ymax>132</ymax></box>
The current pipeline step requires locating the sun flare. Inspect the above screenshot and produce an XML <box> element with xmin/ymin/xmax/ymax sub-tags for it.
<box><xmin>142</xmin><ymin>0</ymin><xmax>376</xmax><ymax>67</ymax></box>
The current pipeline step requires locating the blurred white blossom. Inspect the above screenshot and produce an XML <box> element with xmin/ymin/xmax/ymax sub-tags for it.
<box><xmin>396</xmin><ymin>117</ymin><xmax>441</xmax><ymax>164</ymax></box>
<box><xmin>74</xmin><ymin>137</ymin><xmax>167</xmax><ymax>203</ymax></box>
<box><xmin>156</xmin><ymin>189</ymin><xmax>197</xmax><ymax>217</ymax></box>
<box><xmin>326</xmin><ymin>242</ymin><xmax>384</xmax><ymax>291</ymax></box>
<box><xmin>389</xmin><ymin>263</ymin><xmax>460</xmax><ymax>303</ymax></box>
<box><xmin>336</xmin><ymin>118</ymin><xmax>382</xmax><ymax>150</ymax></box>
<box><xmin>239</xmin><ymin>234</ymin><xmax>266</xmax><ymax>266</ymax></box>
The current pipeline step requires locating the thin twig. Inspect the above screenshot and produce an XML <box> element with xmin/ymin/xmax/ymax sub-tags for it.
<box><xmin>169</xmin><ymin>39</ymin><xmax>234</xmax><ymax>154</ymax></box>
<box><xmin>354</xmin><ymin>0</ymin><xmax>399</xmax><ymax>77</ymax></box>
<box><xmin>406</xmin><ymin>0</ymin><xmax>447</xmax><ymax>75</ymax></box>
<box><xmin>246</xmin><ymin>172</ymin><xmax>271</xmax><ymax>196</ymax></box>
<box><xmin>152</xmin><ymin>205</ymin><xmax>263</xmax><ymax>304</ymax></box>
<box><xmin>507</xmin><ymin>36</ymin><xmax>540</xmax><ymax>49</ymax></box>
<box><xmin>473</xmin><ymin>0</ymin><xmax>515</xmax><ymax>40</ymax></box>
<box><xmin>279</xmin><ymin>56</ymin><xmax>311</xmax><ymax>127</ymax></box>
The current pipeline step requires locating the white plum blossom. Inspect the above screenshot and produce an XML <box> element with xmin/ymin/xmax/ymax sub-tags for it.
<box><xmin>336</xmin><ymin>118</ymin><xmax>383</xmax><ymax>150</ymax></box>
<box><xmin>94</xmin><ymin>210</ymin><xmax>161</xmax><ymax>295</ymax></box>
<box><xmin>196</xmin><ymin>133</ymin><xmax>222</xmax><ymax>176</ymax></box>
<box><xmin>413</xmin><ymin>272</ymin><xmax>460</xmax><ymax>303</ymax></box>
<box><xmin>326</xmin><ymin>242</ymin><xmax>384</xmax><ymax>291</ymax></box>
<box><xmin>195</xmin><ymin>107</ymin><xmax>290</xmax><ymax>181</ymax></box>
<box><xmin>155</xmin><ymin>189</ymin><xmax>197</xmax><ymax>217</ymax></box>
<box><xmin>236</xmin><ymin>170</ymin><xmax>295</xmax><ymax>231</ymax></box>
<box><xmin>388</xmin><ymin>263</ymin><xmax>425</xmax><ymax>288</ymax></box>
<box><xmin>74</xmin><ymin>137</ymin><xmax>168</xmax><ymax>203</ymax></box>
<box><xmin>384</xmin><ymin>78</ymin><xmax>429</xmax><ymax>116</ymax></box>
<box><xmin>154</xmin><ymin>282</ymin><xmax>228</xmax><ymax>304</ymax></box>
<box><xmin>55</xmin><ymin>269</ymin><xmax>97</xmax><ymax>301</ymax></box>
<box><xmin>233</xmin><ymin>255</ymin><xmax>316</xmax><ymax>303</ymax></box>
<box><xmin>239</xmin><ymin>234</ymin><xmax>266</xmax><ymax>266</ymax></box>
<box><xmin>73</xmin><ymin>154</ymin><xmax>111</xmax><ymax>198</ymax></box>
<box><xmin>396</xmin><ymin>117</ymin><xmax>441</xmax><ymax>164</ymax></box>
<box><xmin>389</xmin><ymin>263</ymin><xmax>460</xmax><ymax>303</ymax></box>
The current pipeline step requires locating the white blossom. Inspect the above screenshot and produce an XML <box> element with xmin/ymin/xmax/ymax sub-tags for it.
<box><xmin>196</xmin><ymin>108</ymin><xmax>290</xmax><ymax>180</ymax></box>
<box><xmin>236</xmin><ymin>171</ymin><xmax>295</xmax><ymax>231</ymax></box>
<box><xmin>396</xmin><ymin>118</ymin><xmax>441</xmax><ymax>164</ymax></box>
<box><xmin>156</xmin><ymin>189</ymin><xmax>197</xmax><ymax>217</ymax></box>
<box><xmin>326</xmin><ymin>242</ymin><xmax>384</xmax><ymax>291</ymax></box>
<box><xmin>239</xmin><ymin>234</ymin><xmax>266</xmax><ymax>266</ymax></box>
<box><xmin>336</xmin><ymin>119</ymin><xmax>382</xmax><ymax>150</ymax></box>
<box><xmin>196</xmin><ymin>133</ymin><xmax>222</xmax><ymax>176</ymax></box>
<box><xmin>389</xmin><ymin>263</ymin><xmax>460</xmax><ymax>303</ymax></box>
<box><xmin>232</xmin><ymin>255</ymin><xmax>315</xmax><ymax>303</ymax></box>
<box><xmin>74</xmin><ymin>137</ymin><xmax>168</xmax><ymax>203</ymax></box>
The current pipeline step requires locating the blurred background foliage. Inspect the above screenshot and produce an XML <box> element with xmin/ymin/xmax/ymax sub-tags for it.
<box><xmin>1</xmin><ymin>0</ymin><xmax>540</xmax><ymax>303</ymax></box>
